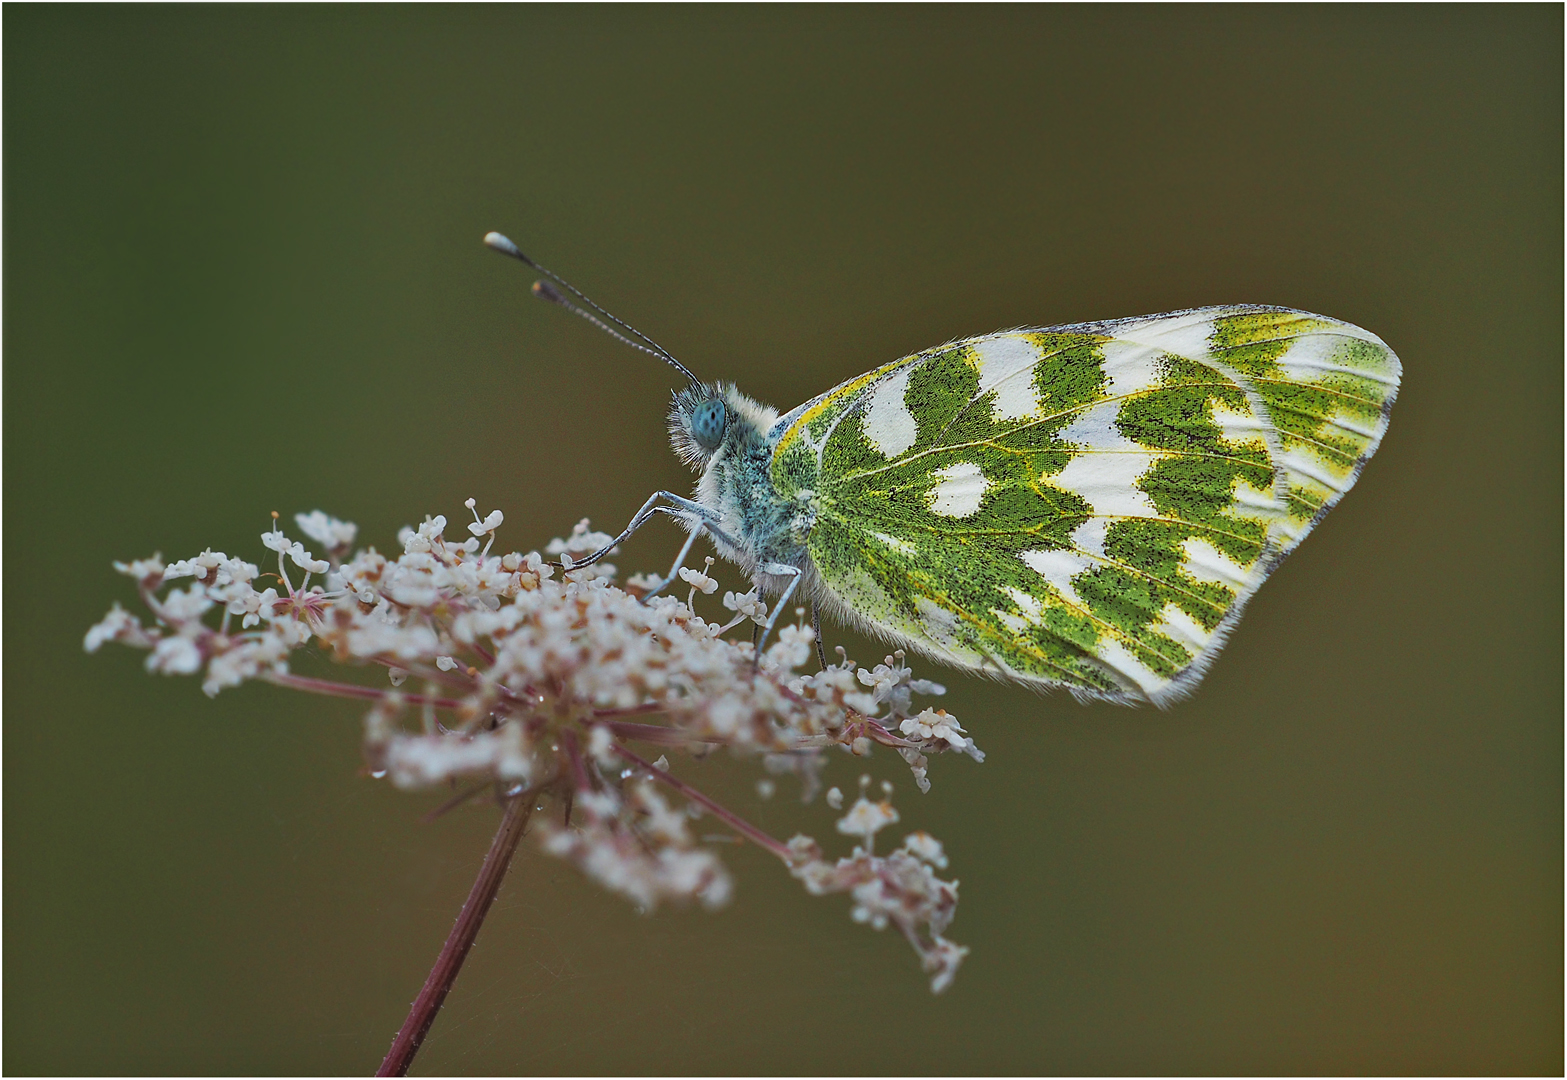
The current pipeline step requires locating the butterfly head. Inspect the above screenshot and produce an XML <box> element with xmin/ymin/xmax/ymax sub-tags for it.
<box><xmin>668</xmin><ymin>382</ymin><xmax>775</xmax><ymax>470</ymax></box>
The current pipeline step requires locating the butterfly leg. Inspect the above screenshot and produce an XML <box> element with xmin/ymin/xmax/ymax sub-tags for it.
<box><xmin>635</xmin><ymin>520</ymin><xmax>702</xmax><ymax>602</ymax></box>
<box><xmin>636</xmin><ymin>507</ymin><xmax>743</xmax><ymax>604</ymax></box>
<box><xmin>562</xmin><ymin>491</ymin><xmax>719</xmax><ymax>574</ymax></box>
<box><xmin>811</xmin><ymin>604</ymin><xmax>828</xmax><ymax>671</ymax></box>
<box><xmin>751</xmin><ymin>562</ymin><xmax>803</xmax><ymax>667</ymax></box>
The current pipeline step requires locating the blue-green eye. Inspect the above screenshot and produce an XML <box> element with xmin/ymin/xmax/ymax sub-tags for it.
<box><xmin>690</xmin><ymin>398</ymin><xmax>727</xmax><ymax>450</ymax></box>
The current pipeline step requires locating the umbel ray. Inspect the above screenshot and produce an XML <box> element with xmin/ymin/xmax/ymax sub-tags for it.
<box><xmin>484</xmin><ymin>231</ymin><xmax>1401</xmax><ymax>707</ymax></box>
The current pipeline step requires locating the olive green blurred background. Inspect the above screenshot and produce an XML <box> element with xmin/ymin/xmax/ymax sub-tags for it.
<box><xmin>6</xmin><ymin>5</ymin><xmax>1560</xmax><ymax>1075</ymax></box>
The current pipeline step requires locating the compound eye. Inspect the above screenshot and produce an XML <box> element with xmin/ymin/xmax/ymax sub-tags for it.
<box><xmin>690</xmin><ymin>398</ymin><xmax>728</xmax><ymax>451</ymax></box>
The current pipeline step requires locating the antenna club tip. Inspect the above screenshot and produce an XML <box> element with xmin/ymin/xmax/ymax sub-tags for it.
<box><xmin>531</xmin><ymin>279</ymin><xmax>567</xmax><ymax>305</ymax></box>
<box><xmin>483</xmin><ymin>231</ymin><xmax>521</xmax><ymax>256</ymax></box>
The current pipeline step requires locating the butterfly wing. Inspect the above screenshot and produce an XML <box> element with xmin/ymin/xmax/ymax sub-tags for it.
<box><xmin>770</xmin><ymin>306</ymin><xmax>1401</xmax><ymax>705</ymax></box>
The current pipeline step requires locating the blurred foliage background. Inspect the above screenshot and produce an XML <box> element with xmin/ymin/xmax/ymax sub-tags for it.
<box><xmin>5</xmin><ymin>6</ymin><xmax>1560</xmax><ymax>1074</ymax></box>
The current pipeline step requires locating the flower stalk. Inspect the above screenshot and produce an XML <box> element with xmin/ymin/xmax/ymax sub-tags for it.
<box><xmin>377</xmin><ymin>787</ymin><xmax>538</xmax><ymax>1077</ymax></box>
<box><xmin>613</xmin><ymin>743</ymin><xmax>793</xmax><ymax>860</ymax></box>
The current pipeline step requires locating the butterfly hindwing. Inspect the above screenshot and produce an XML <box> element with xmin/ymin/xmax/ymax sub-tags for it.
<box><xmin>770</xmin><ymin>305</ymin><xmax>1401</xmax><ymax>704</ymax></box>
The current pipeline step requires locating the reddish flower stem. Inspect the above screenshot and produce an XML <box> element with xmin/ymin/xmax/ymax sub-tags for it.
<box><xmin>590</xmin><ymin>702</ymin><xmax>669</xmax><ymax>719</ymax></box>
<box><xmin>855</xmin><ymin>718</ymin><xmax>916</xmax><ymax>749</ymax></box>
<box><xmin>561</xmin><ymin>729</ymin><xmax>591</xmax><ymax>791</ymax></box>
<box><xmin>368</xmin><ymin>656</ymin><xmax>483</xmax><ymax>694</ymax></box>
<box><xmin>419</xmin><ymin>779</ymin><xmax>492</xmax><ymax>824</ymax></box>
<box><xmin>263</xmin><ymin>672</ymin><xmax>466</xmax><ymax>710</ymax></box>
<box><xmin>376</xmin><ymin>788</ymin><xmax>537</xmax><ymax>1077</ymax></box>
<box><xmin>594</xmin><ymin>719</ymin><xmax>693</xmax><ymax>745</ymax></box>
<box><xmin>611</xmin><ymin>744</ymin><xmax>792</xmax><ymax>861</ymax></box>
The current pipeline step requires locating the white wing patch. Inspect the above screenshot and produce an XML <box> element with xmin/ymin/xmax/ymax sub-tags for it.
<box><xmin>1275</xmin><ymin>328</ymin><xmax>1398</xmax><ymax>386</ymax></box>
<box><xmin>994</xmin><ymin>585</ymin><xmax>1046</xmax><ymax>636</ymax></box>
<box><xmin>1273</xmin><ymin>331</ymin><xmax>1344</xmax><ymax>383</ymax></box>
<box><xmin>1209</xmin><ymin>402</ymin><xmax>1270</xmax><ymax>448</ymax></box>
<box><xmin>1020</xmin><ymin>548</ymin><xmax>1092</xmax><ymax>605</ymax></box>
<box><xmin>1151</xmin><ymin>603</ymin><xmax>1212</xmax><ymax>655</ymax></box>
<box><xmin>1093</xmin><ymin>639</ymin><xmax>1165</xmax><ymax>696</ymax></box>
<box><xmin>862</xmin><ymin>365</ymin><xmax>918</xmax><ymax>458</ymax></box>
<box><xmin>1279</xmin><ymin>447</ymin><xmax>1351</xmax><ymax>494</ymax></box>
<box><xmin>1002</xmin><ymin>585</ymin><xmax>1046</xmax><ymax>622</ymax></box>
<box><xmin>1054</xmin><ymin>402</ymin><xmax>1160</xmax><ymax>518</ymax></box>
<box><xmin>1178</xmin><ymin>538</ymin><xmax>1252</xmax><ymax>588</ymax></box>
<box><xmin>971</xmin><ymin>335</ymin><xmax>1042</xmax><ymax>420</ymax></box>
<box><xmin>1232</xmin><ymin>480</ymin><xmax>1288</xmax><ymax>516</ymax></box>
<box><xmin>928</xmin><ymin>462</ymin><xmax>988</xmax><ymax>517</ymax></box>
<box><xmin>1056</xmin><ymin>400</ymin><xmax>1133</xmax><ymax>453</ymax></box>
<box><xmin>1070</xmin><ymin>516</ymin><xmax>1110</xmax><ymax>558</ymax></box>
<box><xmin>1324</xmin><ymin>412</ymin><xmax>1381</xmax><ymax>439</ymax></box>
<box><xmin>1097</xmin><ymin>339</ymin><xmax>1167</xmax><ymax>397</ymax></box>
<box><xmin>870</xmin><ymin>530</ymin><xmax>917</xmax><ymax>556</ymax></box>
<box><xmin>1107</xmin><ymin>308</ymin><xmax>1217</xmax><ymax>363</ymax></box>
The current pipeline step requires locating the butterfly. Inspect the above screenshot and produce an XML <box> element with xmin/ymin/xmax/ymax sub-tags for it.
<box><xmin>487</xmin><ymin>233</ymin><xmax>1401</xmax><ymax>706</ymax></box>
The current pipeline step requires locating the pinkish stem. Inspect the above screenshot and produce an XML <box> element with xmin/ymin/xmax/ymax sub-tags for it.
<box><xmin>376</xmin><ymin>788</ymin><xmax>537</xmax><ymax>1077</ymax></box>
<box><xmin>856</xmin><ymin>718</ymin><xmax>916</xmax><ymax>749</ymax></box>
<box><xmin>419</xmin><ymin>780</ymin><xmax>492</xmax><ymax>824</ymax></box>
<box><xmin>611</xmin><ymin>744</ymin><xmax>792</xmax><ymax>861</ymax></box>
<box><xmin>262</xmin><ymin>672</ymin><xmax>466</xmax><ymax>710</ymax></box>
<box><xmin>589</xmin><ymin>702</ymin><xmax>668</xmax><ymax>719</ymax></box>
<box><xmin>594</xmin><ymin>720</ymin><xmax>693</xmax><ymax>745</ymax></box>
<box><xmin>561</xmin><ymin>729</ymin><xmax>591</xmax><ymax>791</ymax></box>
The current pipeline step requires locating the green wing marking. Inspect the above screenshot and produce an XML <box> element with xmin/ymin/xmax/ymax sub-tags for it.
<box><xmin>775</xmin><ymin>306</ymin><xmax>1401</xmax><ymax>705</ymax></box>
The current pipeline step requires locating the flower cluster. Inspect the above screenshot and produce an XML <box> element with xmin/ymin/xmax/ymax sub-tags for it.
<box><xmin>789</xmin><ymin>778</ymin><xmax>967</xmax><ymax>993</ymax></box>
<box><xmin>87</xmin><ymin>504</ymin><xmax>985</xmax><ymax>992</ymax></box>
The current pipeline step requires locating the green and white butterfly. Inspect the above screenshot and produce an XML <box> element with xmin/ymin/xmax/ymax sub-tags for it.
<box><xmin>488</xmin><ymin>233</ymin><xmax>1401</xmax><ymax>706</ymax></box>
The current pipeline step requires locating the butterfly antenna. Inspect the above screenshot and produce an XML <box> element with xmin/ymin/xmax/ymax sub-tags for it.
<box><xmin>528</xmin><ymin>279</ymin><xmax>681</xmax><ymax>369</ymax></box>
<box><xmin>484</xmin><ymin>231</ymin><xmax>699</xmax><ymax>386</ymax></box>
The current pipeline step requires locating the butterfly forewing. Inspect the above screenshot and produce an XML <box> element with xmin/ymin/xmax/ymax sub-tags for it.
<box><xmin>771</xmin><ymin>305</ymin><xmax>1401</xmax><ymax>705</ymax></box>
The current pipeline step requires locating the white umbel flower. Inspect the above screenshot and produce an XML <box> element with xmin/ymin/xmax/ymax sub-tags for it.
<box><xmin>899</xmin><ymin>708</ymin><xmax>985</xmax><ymax>762</ymax></box>
<box><xmin>677</xmin><ymin>565</ymin><xmax>719</xmax><ymax>595</ymax></box>
<box><xmin>294</xmin><ymin>510</ymin><xmax>358</xmax><ymax>553</ymax></box>
<box><xmin>836</xmin><ymin>796</ymin><xmax>899</xmax><ymax>842</ymax></box>
<box><xmin>90</xmin><ymin>503</ymin><xmax>983</xmax><ymax>994</ymax></box>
